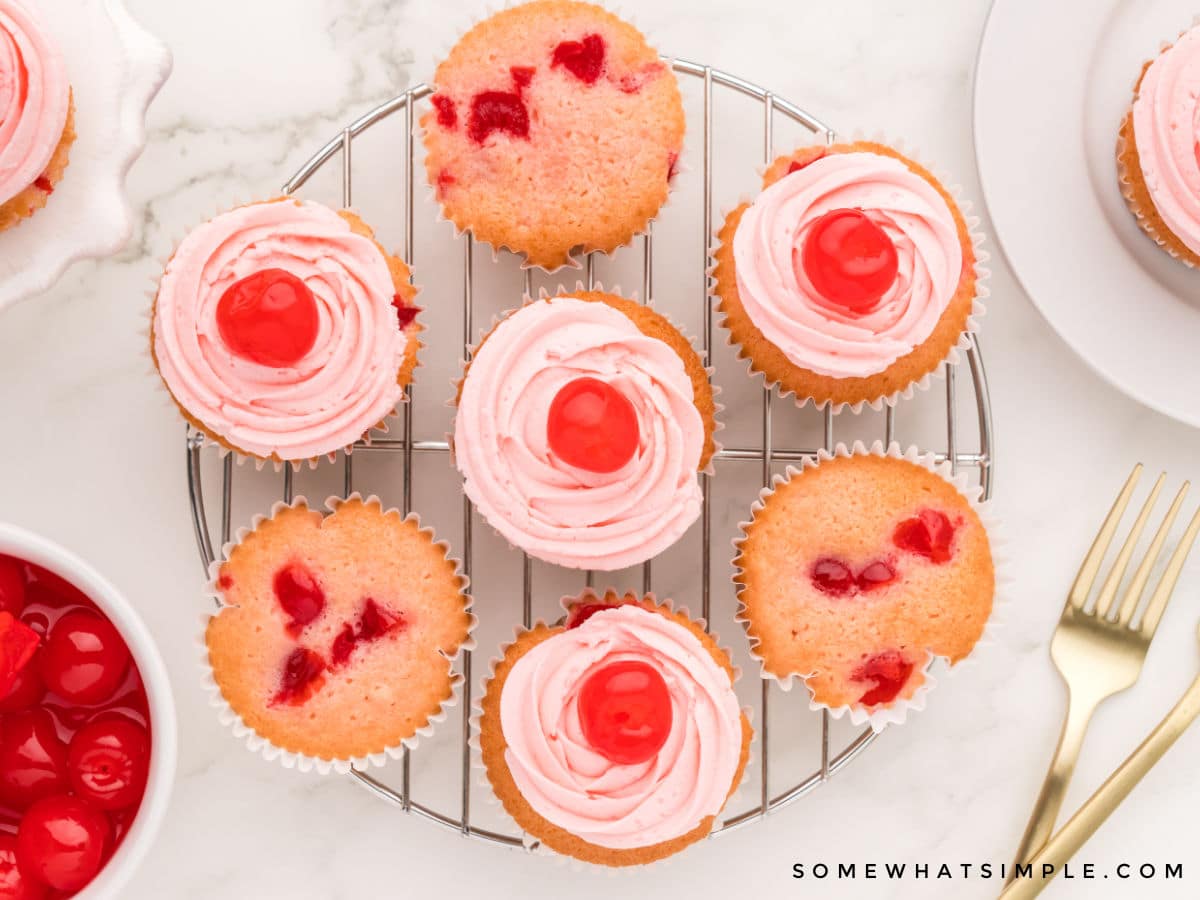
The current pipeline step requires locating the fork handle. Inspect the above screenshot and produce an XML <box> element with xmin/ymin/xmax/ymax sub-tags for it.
<box><xmin>999</xmin><ymin>674</ymin><xmax>1200</xmax><ymax>899</ymax></box>
<box><xmin>1005</xmin><ymin>693</ymin><xmax>1100</xmax><ymax>883</ymax></box>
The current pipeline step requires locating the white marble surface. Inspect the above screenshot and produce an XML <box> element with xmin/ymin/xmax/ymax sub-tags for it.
<box><xmin>2</xmin><ymin>0</ymin><xmax>1200</xmax><ymax>897</ymax></box>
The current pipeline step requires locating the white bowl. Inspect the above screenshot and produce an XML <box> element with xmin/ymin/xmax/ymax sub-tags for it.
<box><xmin>0</xmin><ymin>523</ymin><xmax>176</xmax><ymax>900</ymax></box>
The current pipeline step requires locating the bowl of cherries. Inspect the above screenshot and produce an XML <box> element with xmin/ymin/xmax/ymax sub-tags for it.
<box><xmin>0</xmin><ymin>524</ymin><xmax>176</xmax><ymax>898</ymax></box>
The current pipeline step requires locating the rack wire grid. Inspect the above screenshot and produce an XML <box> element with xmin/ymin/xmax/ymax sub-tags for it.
<box><xmin>186</xmin><ymin>60</ymin><xmax>994</xmax><ymax>849</ymax></box>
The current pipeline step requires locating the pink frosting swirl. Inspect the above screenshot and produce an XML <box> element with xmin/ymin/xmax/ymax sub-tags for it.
<box><xmin>1132</xmin><ymin>25</ymin><xmax>1200</xmax><ymax>255</ymax></box>
<box><xmin>0</xmin><ymin>0</ymin><xmax>69</xmax><ymax>205</ymax></box>
<box><xmin>732</xmin><ymin>151</ymin><xmax>964</xmax><ymax>379</ymax></box>
<box><xmin>500</xmin><ymin>605</ymin><xmax>744</xmax><ymax>850</ymax></box>
<box><xmin>454</xmin><ymin>296</ymin><xmax>704</xmax><ymax>570</ymax></box>
<box><xmin>153</xmin><ymin>200</ymin><xmax>410</xmax><ymax>461</ymax></box>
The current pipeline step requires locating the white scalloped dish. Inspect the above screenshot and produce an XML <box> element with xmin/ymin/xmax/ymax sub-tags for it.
<box><xmin>0</xmin><ymin>0</ymin><xmax>171</xmax><ymax>312</ymax></box>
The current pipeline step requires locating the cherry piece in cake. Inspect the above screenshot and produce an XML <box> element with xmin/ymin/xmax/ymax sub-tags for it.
<box><xmin>551</xmin><ymin>33</ymin><xmax>606</xmax><ymax>84</ymax></box>
<box><xmin>467</xmin><ymin>91</ymin><xmax>530</xmax><ymax>144</ymax></box>
<box><xmin>431</xmin><ymin>94</ymin><xmax>457</xmax><ymax>129</ymax></box>
<box><xmin>893</xmin><ymin>509</ymin><xmax>956</xmax><ymax>563</ymax></box>
<box><xmin>578</xmin><ymin>659</ymin><xmax>672</xmax><ymax>765</ymax></box>
<box><xmin>270</xmin><ymin>647</ymin><xmax>327</xmax><ymax>707</ymax></box>
<box><xmin>547</xmin><ymin>377</ymin><xmax>640</xmax><ymax>474</ymax></box>
<box><xmin>216</xmin><ymin>268</ymin><xmax>320</xmax><ymax>368</ymax></box>
<box><xmin>272</xmin><ymin>563</ymin><xmax>325</xmax><ymax>636</ymax></box>
<box><xmin>853</xmin><ymin>651</ymin><xmax>914</xmax><ymax>707</ymax></box>
<box><xmin>800</xmin><ymin>208</ymin><xmax>899</xmax><ymax>314</ymax></box>
<box><xmin>330</xmin><ymin>599</ymin><xmax>405</xmax><ymax>668</ymax></box>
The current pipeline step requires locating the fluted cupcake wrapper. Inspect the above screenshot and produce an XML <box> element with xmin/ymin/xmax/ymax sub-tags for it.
<box><xmin>198</xmin><ymin>492</ymin><xmax>476</xmax><ymax>775</ymax></box>
<box><xmin>732</xmin><ymin>440</ymin><xmax>1008</xmax><ymax>733</ymax></box>
<box><xmin>445</xmin><ymin>282</ymin><xmax>723</xmax><ymax>571</ymax></box>
<box><xmin>709</xmin><ymin>133</ymin><xmax>990</xmax><ymax>414</ymax></box>
<box><xmin>468</xmin><ymin>589</ymin><xmax>755</xmax><ymax>867</ymax></box>
<box><xmin>146</xmin><ymin>198</ymin><xmax>422</xmax><ymax>471</ymax></box>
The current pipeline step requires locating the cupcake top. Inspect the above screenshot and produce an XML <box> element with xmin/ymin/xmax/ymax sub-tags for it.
<box><xmin>153</xmin><ymin>200</ymin><xmax>417</xmax><ymax>461</ymax></box>
<box><xmin>736</xmin><ymin>450</ymin><xmax>994</xmax><ymax>713</ymax></box>
<box><xmin>497</xmin><ymin>601</ymin><xmax>744</xmax><ymax>851</ymax></box>
<box><xmin>731</xmin><ymin>149</ymin><xmax>964</xmax><ymax>379</ymax></box>
<box><xmin>205</xmin><ymin>496</ymin><xmax>472</xmax><ymax>763</ymax></box>
<box><xmin>0</xmin><ymin>0</ymin><xmax>70</xmax><ymax>205</ymax></box>
<box><xmin>422</xmin><ymin>0</ymin><xmax>684</xmax><ymax>269</ymax></box>
<box><xmin>454</xmin><ymin>293</ymin><xmax>707</xmax><ymax>570</ymax></box>
<box><xmin>1131</xmin><ymin>24</ymin><xmax>1200</xmax><ymax>256</ymax></box>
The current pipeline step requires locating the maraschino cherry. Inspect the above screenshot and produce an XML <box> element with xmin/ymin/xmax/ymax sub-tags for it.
<box><xmin>800</xmin><ymin>208</ymin><xmax>898</xmax><ymax>314</ymax></box>
<box><xmin>547</xmin><ymin>377</ymin><xmax>639</xmax><ymax>474</ymax></box>
<box><xmin>578</xmin><ymin>660</ymin><xmax>672</xmax><ymax>765</ymax></box>
<box><xmin>853</xmin><ymin>651</ymin><xmax>913</xmax><ymax>707</ymax></box>
<box><xmin>37</xmin><ymin>611</ymin><xmax>130</xmax><ymax>705</ymax></box>
<box><xmin>67</xmin><ymin>718</ymin><xmax>150</xmax><ymax>811</ymax></box>
<box><xmin>16</xmin><ymin>795</ymin><xmax>110</xmax><ymax>894</ymax></box>
<box><xmin>216</xmin><ymin>268</ymin><xmax>319</xmax><ymax>367</ymax></box>
<box><xmin>0</xmin><ymin>834</ymin><xmax>45</xmax><ymax>900</ymax></box>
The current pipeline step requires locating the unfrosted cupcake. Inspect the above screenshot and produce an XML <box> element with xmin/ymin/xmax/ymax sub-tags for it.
<box><xmin>0</xmin><ymin>0</ymin><xmax>75</xmax><ymax>232</ymax></box>
<box><xmin>422</xmin><ymin>0</ymin><xmax>684</xmax><ymax>270</ymax></box>
<box><xmin>713</xmin><ymin>141</ymin><xmax>978</xmax><ymax>409</ymax></box>
<box><xmin>1118</xmin><ymin>23</ymin><xmax>1200</xmax><ymax>266</ymax></box>
<box><xmin>205</xmin><ymin>496</ymin><xmax>472</xmax><ymax>767</ymax></box>
<box><xmin>453</xmin><ymin>291</ymin><xmax>715</xmax><ymax>570</ymax></box>
<box><xmin>151</xmin><ymin>199</ymin><xmax>420</xmax><ymax>464</ymax></box>
<box><xmin>735</xmin><ymin>448</ymin><xmax>994</xmax><ymax>720</ymax></box>
<box><xmin>479</xmin><ymin>593</ymin><xmax>751</xmax><ymax>866</ymax></box>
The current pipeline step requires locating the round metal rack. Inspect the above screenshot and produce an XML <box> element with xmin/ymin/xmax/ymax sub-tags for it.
<box><xmin>186</xmin><ymin>59</ymin><xmax>995</xmax><ymax>849</ymax></box>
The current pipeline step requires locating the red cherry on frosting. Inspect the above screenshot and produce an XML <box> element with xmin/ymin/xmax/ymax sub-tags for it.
<box><xmin>37</xmin><ymin>610</ymin><xmax>129</xmax><ymax>706</ymax></box>
<box><xmin>67</xmin><ymin>717</ymin><xmax>150</xmax><ymax>811</ymax></box>
<box><xmin>893</xmin><ymin>509</ymin><xmax>956</xmax><ymax>563</ymax></box>
<box><xmin>547</xmin><ymin>377</ymin><xmax>639</xmax><ymax>474</ymax></box>
<box><xmin>216</xmin><ymin>268</ymin><xmax>319</xmax><ymax>367</ymax></box>
<box><xmin>0</xmin><ymin>834</ymin><xmax>45</xmax><ymax>900</ymax></box>
<box><xmin>800</xmin><ymin>208</ymin><xmax>899</xmax><ymax>313</ymax></box>
<box><xmin>578</xmin><ymin>660</ymin><xmax>672</xmax><ymax>765</ymax></box>
<box><xmin>852</xmin><ymin>651</ymin><xmax>913</xmax><ymax>707</ymax></box>
<box><xmin>16</xmin><ymin>794</ymin><xmax>110</xmax><ymax>894</ymax></box>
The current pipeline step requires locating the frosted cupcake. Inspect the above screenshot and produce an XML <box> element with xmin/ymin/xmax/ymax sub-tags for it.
<box><xmin>735</xmin><ymin>448</ymin><xmax>994</xmax><ymax>722</ymax></box>
<box><xmin>713</xmin><ymin>142</ymin><xmax>979</xmax><ymax>409</ymax></box>
<box><xmin>1118</xmin><ymin>23</ymin><xmax>1200</xmax><ymax>266</ymax></box>
<box><xmin>422</xmin><ymin>0</ymin><xmax>684</xmax><ymax>270</ymax></box>
<box><xmin>151</xmin><ymin>199</ymin><xmax>420</xmax><ymax>464</ymax></box>
<box><xmin>0</xmin><ymin>0</ymin><xmax>75</xmax><ymax>232</ymax></box>
<box><xmin>453</xmin><ymin>291</ymin><xmax>715</xmax><ymax>570</ymax></box>
<box><xmin>205</xmin><ymin>496</ymin><xmax>473</xmax><ymax>768</ymax></box>
<box><xmin>479</xmin><ymin>593</ymin><xmax>751</xmax><ymax>866</ymax></box>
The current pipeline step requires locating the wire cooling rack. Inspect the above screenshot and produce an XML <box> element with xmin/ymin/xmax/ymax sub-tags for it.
<box><xmin>185</xmin><ymin>60</ymin><xmax>995</xmax><ymax>849</ymax></box>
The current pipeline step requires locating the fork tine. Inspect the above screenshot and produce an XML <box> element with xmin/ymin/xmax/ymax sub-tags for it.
<box><xmin>1115</xmin><ymin>481</ymin><xmax>1189</xmax><ymax>627</ymax></box>
<box><xmin>1094</xmin><ymin>473</ymin><xmax>1165</xmax><ymax>618</ymax></box>
<box><xmin>1136</xmin><ymin>502</ymin><xmax>1200</xmax><ymax>635</ymax></box>
<box><xmin>1069</xmin><ymin>463</ymin><xmax>1143</xmax><ymax>609</ymax></box>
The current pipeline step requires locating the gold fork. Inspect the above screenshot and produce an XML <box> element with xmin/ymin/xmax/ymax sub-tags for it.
<box><xmin>1006</xmin><ymin>463</ymin><xmax>1193</xmax><ymax>882</ymax></box>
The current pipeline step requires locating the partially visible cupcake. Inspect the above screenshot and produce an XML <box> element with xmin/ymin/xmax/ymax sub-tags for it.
<box><xmin>0</xmin><ymin>0</ymin><xmax>75</xmax><ymax>232</ymax></box>
<box><xmin>204</xmin><ymin>495</ymin><xmax>473</xmax><ymax>769</ymax></box>
<box><xmin>478</xmin><ymin>593</ymin><xmax>751</xmax><ymax>866</ymax></box>
<box><xmin>453</xmin><ymin>290</ymin><xmax>715</xmax><ymax>570</ymax></box>
<box><xmin>734</xmin><ymin>446</ymin><xmax>994</xmax><ymax>724</ymax></box>
<box><xmin>422</xmin><ymin>0</ymin><xmax>684</xmax><ymax>270</ymax></box>
<box><xmin>713</xmin><ymin>141</ymin><xmax>979</xmax><ymax>409</ymax></box>
<box><xmin>151</xmin><ymin>199</ymin><xmax>420</xmax><ymax>464</ymax></box>
<box><xmin>1118</xmin><ymin>23</ymin><xmax>1200</xmax><ymax>266</ymax></box>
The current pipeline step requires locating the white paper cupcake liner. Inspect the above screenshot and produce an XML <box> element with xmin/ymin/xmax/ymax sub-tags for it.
<box><xmin>199</xmin><ymin>493</ymin><xmax>476</xmax><ymax>775</ymax></box>
<box><xmin>468</xmin><ymin>589</ymin><xmax>755</xmax><ymax>866</ymax></box>
<box><xmin>444</xmin><ymin>282</ymin><xmax>723</xmax><ymax>571</ymax></box>
<box><xmin>416</xmin><ymin>4</ymin><xmax>686</xmax><ymax>274</ymax></box>
<box><xmin>146</xmin><ymin>198</ymin><xmax>420</xmax><ymax>471</ymax></box>
<box><xmin>708</xmin><ymin>135</ymin><xmax>990</xmax><ymax>414</ymax></box>
<box><xmin>732</xmin><ymin>440</ymin><xmax>1008</xmax><ymax>733</ymax></box>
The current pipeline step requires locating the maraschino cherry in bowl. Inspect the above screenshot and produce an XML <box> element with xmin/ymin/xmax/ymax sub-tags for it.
<box><xmin>0</xmin><ymin>524</ymin><xmax>176</xmax><ymax>899</ymax></box>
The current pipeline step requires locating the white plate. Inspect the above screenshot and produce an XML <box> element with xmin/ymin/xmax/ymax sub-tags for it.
<box><xmin>974</xmin><ymin>0</ymin><xmax>1200</xmax><ymax>427</ymax></box>
<box><xmin>0</xmin><ymin>0</ymin><xmax>171</xmax><ymax>312</ymax></box>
